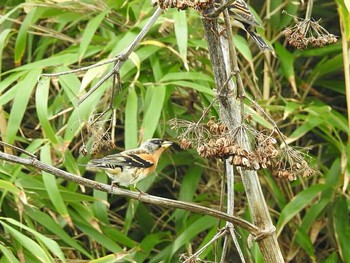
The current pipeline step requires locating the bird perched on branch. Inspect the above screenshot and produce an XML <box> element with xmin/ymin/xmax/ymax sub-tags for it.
<box><xmin>217</xmin><ymin>0</ymin><xmax>273</xmax><ymax>52</ymax></box>
<box><xmin>87</xmin><ymin>138</ymin><xmax>172</xmax><ymax>191</ymax></box>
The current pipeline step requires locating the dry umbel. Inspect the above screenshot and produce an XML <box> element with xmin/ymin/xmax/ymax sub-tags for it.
<box><xmin>151</xmin><ymin>0</ymin><xmax>214</xmax><ymax>10</ymax></box>
<box><xmin>282</xmin><ymin>15</ymin><xmax>337</xmax><ymax>49</ymax></box>
<box><xmin>79</xmin><ymin>112</ymin><xmax>116</xmax><ymax>155</ymax></box>
<box><xmin>272</xmin><ymin>147</ymin><xmax>315</xmax><ymax>181</ymax></box>
<box><xmin>170</xmin><ymin>117</ymin><xmax>314</xmax><ymax>180</ymax></box>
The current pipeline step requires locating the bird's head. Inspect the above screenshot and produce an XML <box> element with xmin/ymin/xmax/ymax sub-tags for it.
<box><xmin>141</xmin><ymin>138</ymin><xmax>173</xmax><ymax>153</ymax></box>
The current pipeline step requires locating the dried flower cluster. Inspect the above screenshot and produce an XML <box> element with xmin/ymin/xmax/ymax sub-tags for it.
<box><xmin>272</xmin><ymin>148</ymin><xmax>315</xmax><ymax>181</ymax></box>
<box><xmin>151</xmin><ymin>0</ymin><xmax>214</xmax><ymax>10</ymax></box>
<box><xmin>283</xmin><ymin>18</ymin><xmax>337</xmax><ymax>49</ymax></box>
<box><xmin>80</xmin><ymin>113</ymin><xmax>115</xmax><ymax>155</ymax></box>
<box><xmin>170</xmin><ymin>117</ymin><xmax>314</xmax><ymax>181</ymax></box>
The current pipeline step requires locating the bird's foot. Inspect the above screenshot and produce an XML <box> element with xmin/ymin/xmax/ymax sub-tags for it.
<box><xmin>135</xmin><ymin>187</ymin><xmax>147</xmax><ymax>200</ymax></box>
<box><xmin>110</xmin><ymin>182</ymin><xmax>119</xmax><ymax>194</ymax></box>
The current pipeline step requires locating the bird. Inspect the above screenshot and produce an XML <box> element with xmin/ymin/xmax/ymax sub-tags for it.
<box><xmin>86</xmin><ymin>138</ymin><xmax>172</xmax><ymax>191</ymax></box>
<box><xmin>217</xmin><ymin>0</ymin><xmax>273</xmax><ymax>52</ymax></box>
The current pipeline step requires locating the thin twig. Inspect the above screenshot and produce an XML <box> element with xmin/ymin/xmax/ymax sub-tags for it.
<box><xmin>0</xmin><ymin>150</ymin><xmax>260</xmax><ymax>235</ymax></box>
<box><xmin>221</xmin><ymin>159</ymin><xmax>246</xmax><ymax>263</ymax></box>
<box><xmin>184</xmin><ymin>227</ymin><xmax>229</xmax><ymax>263</ymax></box>
<box><xmin>39</xmin><ymin>56</ymin><xmax>122</xmax><ymax>79</ymax></box>
<box><xmin>77</xmin><ymin>7</ymin><xmax>162</xmax><ymax>105</ymax></box>
<box><xmin>305</xmin><ymin>0</ymin><xmax>314</xmax><ymax>21</ymax></box>
<box><xmin>0</xmin><ymin>141</ymin><xmax>36</xmax><ymax>158</ymax></box>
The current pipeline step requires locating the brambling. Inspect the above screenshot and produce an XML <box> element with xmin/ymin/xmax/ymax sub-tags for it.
<box><xmin>87</xmin><ymin>138</ymin><xmax>172</xmax><ymax>190</ymax></box>
<box><xmin>217</xmin><ymin>0</ymin><xmax>273</xmax><ymax>51</ymax></box>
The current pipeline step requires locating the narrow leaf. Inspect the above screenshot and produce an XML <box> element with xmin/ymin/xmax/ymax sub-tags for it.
<box><xmin>0</xmin><ymin>220</ymin><xmax>53</xmax><ymax>263</ymax></box>
<box><xmin>125</xmin><ymin>86</ymin><xmax>138</xmax><ymax>149</ymax></box>
<box><xmin>141</xmin><ymin>85</ymin><xmax>166</xmax><ymax>140</ymax></box>
<box><xmin>276</xmin><ymin>184</ymin><xmax>328</xmax><ymax>236</ymax></box>
<box><xmin>173</xmin><ymin>10</ymin><xmax>188</xmax><ymax>70</ymax></box>
<box><xmin>35</xmin><ymin>78</ymin><xmax>57</xmax><ymax>143</ymax></box>
<box><xmin>40</xmin><ymin>144</ymin><xmax>70</xmax><ymax>222</ymax></box>
<box><xmin>79</xmin><ymin>10</ymin><xmax>108</xmax><ymax>62</ymax></box>
<box><xmin>6</xmin><ymin>68</ymin><xmax>42</xmax><ymax>144</ymax></box>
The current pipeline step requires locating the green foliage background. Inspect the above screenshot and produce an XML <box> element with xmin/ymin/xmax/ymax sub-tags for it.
<box><xmin>0</xmin><ymin>0</ymin><xmax>349</xmax><ymax>262</ymax></box>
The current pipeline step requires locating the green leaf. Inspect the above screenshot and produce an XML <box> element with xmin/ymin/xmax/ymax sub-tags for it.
<box><xmin>333</xmin><ymin>196</ymin><xmax>350</xmax><ymax>263</ymax></box>
<box><xmin>135</xmin><ymin>233</ymin><xmax>168</xmax><ymax>262</ymax></box>
<box><xmin>14</xmin><ymin>7</ymin><xmax>36</xmax><ymax>64</ymax></box>
<box><xmin>141</xmin><ymin>85</ymin><xmax>166</xmax><ymax>140</ymax></box>
<box><xmin>125</xmin><ymin>86</ymin><xmax>138</xmax><ymax>149</ymax></box>
<box><xmin>25</xmin><ymin>207</ymin><xmax>92</xmax><ymax>259</ymax></box>
<box><xmin>6</xmin><ymin>68</ymin><xmax>42</xmax><ymax>144</ymax></box>
<box><xmin>275</xmin><ymin>42</ymin><xmax>296</xmax><ymax>93</ymax></box>
<box><xmin>165</xmin><ymin>80</ymin><xmax>214</xmax><ymax>95</ymax></box>
<box><xmin>233</xmin><ymin>34</ymin><xmax>253</xmax><ymax>62</ymax></box>
<box><xmin>0</xmin><ymin>243</ymin><xmax>20</xmax><ymax>263</ymax></box>
<box><xmin>286</xmin><ymin>116</ymin><xmax>324</xmax><ymax>144</ymax></box>
<box><xmin>173</xmin><ymin>10</ymin><xmax>188</xmax><ymax>70</ymax></box>
<box><xmin>40</xmin><ymin>144</ymin><xmax>70</xmax><ymax>220</ymax></box>
<box><xmin>0</xmin><ymin>28</ymin><xmax>12</xmax><ymax>77</ymax></box>
<box><xmin>0</xmin><ymin>219</ymin><xmax>55</xmax><ymax>263</ymax></box>
<box><xmin>79</xmin><ymin>10</ymin><xmax>109</xmax><ymax>63</ymax></box>
<box><xmin>150</xmin><ymin>216</ymin><xmax>218</xmax><ymax>262</ymax></box>
<box><xmin>160</xmin><ymin>72</ymin><xmax>214</xmax><ymax>83</ymax></box>
<box><xmin>276</xmin><ymin>184</ymin><xmax>328</xmax><ymax>236</ymax></box>
<box><xmin>73</xmin><ymin>217</ymin><xmax>123</xmax><ymax>253</ymax></box>
<box><xmin>35</xmin><ymin>78</ymin><xmax>57</xmax><ymax>143</ymax></box>
<box><xmin>0</xmin><ymin>180</ymin><xmax>20</xmax><ymax>196</ymax></box>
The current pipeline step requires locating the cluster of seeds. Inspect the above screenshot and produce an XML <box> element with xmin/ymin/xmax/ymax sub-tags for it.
<box><xmin>79</xmin><ymin>112</ymin><xmax>116</xmax><ymax>156</ymax></box>
<box><xmin>171</xmin><ymin>117</ymin><xmax>314</xmax><ymax>180</ymax></box>
<box><xmin>283</xmin><ymin>19</ymin><xmax>337</xmax><ymax>49</ymax></box>
<box><xmin>272</xmin><ymin>154</ymin><xmax>315</xmax><ymax>181</ymax></box>
<box><xmin>179</xmin><ymin>118</ymin><xmax>279</xmax><ymax>171</ymax></box>
<box><xmin>151</xmin><ymin>0</ymin><xmax>213</xmax><ymax>10</ymax></box>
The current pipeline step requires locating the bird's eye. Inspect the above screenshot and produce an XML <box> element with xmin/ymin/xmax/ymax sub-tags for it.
<box><xmin>152</xmin><ymin>139</ymin><xmax>162</xmax><ymax>146</ymax></box>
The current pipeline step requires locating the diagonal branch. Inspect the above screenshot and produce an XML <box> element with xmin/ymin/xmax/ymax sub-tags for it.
<box><xmin>39</xmin><ymin>7</ymin><xmax>163</xmax><ymax>106</ymax></box>
<box><xmin>0</xmin><ymin>150</ymin><xmax>260</xmax><ymax>235</ymax></box>
<box><xmin>77</xmin><ymin>7</ymin><xmax>163</xmax><ymax>105</ymax></box>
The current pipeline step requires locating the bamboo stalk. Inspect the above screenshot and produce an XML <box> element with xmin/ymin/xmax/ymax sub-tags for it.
<box><xmin>201</xmin><ymin>11</ymin><xmax>284</xmax><ymax>262</ymax></box>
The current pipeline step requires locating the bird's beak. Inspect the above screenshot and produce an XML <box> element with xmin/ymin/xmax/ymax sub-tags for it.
<box><xmin>161</xmin><ymin>141</ymin><xmax>173</xmax><ymax>148</ymax></box>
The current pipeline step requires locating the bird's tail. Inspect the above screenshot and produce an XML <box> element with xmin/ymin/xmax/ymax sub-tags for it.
<box><xmin>245</xmin><ymin>25</ymin><xmax>273</xmax><ymax>52</ymax></box>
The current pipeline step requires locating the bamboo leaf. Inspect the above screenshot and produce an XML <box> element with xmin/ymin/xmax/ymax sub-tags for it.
<box><xmin>0</xmin><ymin>219</ymin><xmax>55</xmax><ymax>263</ymax></box>
<box><xmin>276</xmin><ymin>184</ymin><xmax>328</xmax><ymax>236</ymax></box>
<box><xmin>160</xmin><ymin>72</ymin><xmax>214</xmax><ymax>82</ymax></box>
<box><xmin>35</xmin><ymin>78</ymin><xmax>57</xmax><ymax>144</ymax></box>
<box><xmin>333</xmin><ymin>196</ymin><xmax>350</xmax><ymax>263</ymax></box>
<box><xmin>165</xmin><ymin>80</ymin><xmax>214</xmax><ymax>95</ymax></box>
<box><xmin>14</xmin><ymin>7</ymin><xmax>36</xmax><ymax>64</ymax></box>
<box><xmin>0</xmin><ymin>28</ymin><xmax>12</xmax><ymax>77</ymax></box>
<box><xmin>6</xmin><ymin>68</ymin><xmax>42</xmax><ymax>144</ymax></box>
<box><xmin>173</xmin><ymin>10</ymin><xmax>188</xmax><ymax>70</ymax></box>
<box><xmin>141</xmin><ymin>85</ymin><xmax>166</xmax><ymax>140</ymax></box>
<box><xmin>0</xmin><ymin>243</ymin><xmax>20</xmax><ymax>263</ymax></box>
<box><xmin>79</xmin><ymin>10</ymin><xmax>109</xmax><ymax>63</ymax></box>
<box><xmin>149</xmin><ymin>216</ymin><xmax>217</xmax><ymax>262</ymax></box>
<box><xmin>25</xmin><ymin>207</ymin><xmax>92</xmax><ymax>259</ymax></box>
<box><xmin>40</xmin><ymin>144</ymin><xmax>70</xmax><ymax>222</ymax></box>
<box><xmin>125</xmin><ymin>86</ymin><xmax>138</xmax><ymax>149</ymax></box>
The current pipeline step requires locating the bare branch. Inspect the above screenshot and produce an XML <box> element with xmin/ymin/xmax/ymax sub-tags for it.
<box><xmin>77</xmin><ymin>7</ymin><xmax>163</xmax><ymax>105</ymax></box>
<box><xmin>0</xmin><ymin>150</ymin><xmax>260</xmax><ymax>235</ymax></box>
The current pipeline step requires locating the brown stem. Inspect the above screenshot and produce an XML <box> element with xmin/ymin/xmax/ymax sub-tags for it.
<box><xmin>201</xmin><ymin>8</ymin><xmax>284</xmax><ymax>262</ymax></box>
<box><xmin>0</xmin><ymin>150</ymin><xmax>260</xmax><ymax>235</ymax></box>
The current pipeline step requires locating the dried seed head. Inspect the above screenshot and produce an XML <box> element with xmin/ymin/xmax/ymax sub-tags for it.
<box><xmin>179</xmin><ymin>138</ymin><xmax>192</xmax><ymax>149</ymax></box>
<box><xmin>79</xmin><ymin>145</ymin><xmax>88</xmax><ymax>156</ymax></box>
<box><xmin>283</xmin><ymin>18</ymin><xmax>337</xmax><ymax>49</ymax></box>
